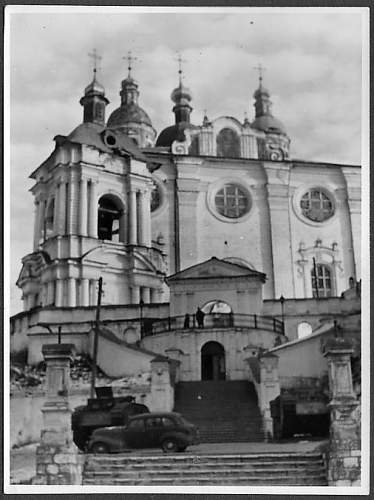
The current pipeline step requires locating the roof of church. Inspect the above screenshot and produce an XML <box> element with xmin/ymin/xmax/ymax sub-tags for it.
<box><xmin>166</xmin><ymin>256</ymin><xmax>266</xmax><ymax>283</ymax></box>
<box><xmin>63</xmin><ymin>122</ymin><xmax>148</xmax><ymax>162</ymax></box>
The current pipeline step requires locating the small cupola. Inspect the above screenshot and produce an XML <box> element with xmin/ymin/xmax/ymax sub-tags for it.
<box><xmin>79</xmin><ymin>49</ymin><xmax>109</xmax><ymax>126</ymax></box>
<box><xmin>106</xmin><ymin>52</ymin><xmax>156</xmax><ymax>147</ymax></box>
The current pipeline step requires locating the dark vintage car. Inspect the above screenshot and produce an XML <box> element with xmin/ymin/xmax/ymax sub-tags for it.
<box><xmin>88</xmin><ymin>412</ymin><xmax>199</xmax><ymax>453</ymax></box>
<box><xmin>71</xmin><ymin>387</ymin><xmax>149</xmax><ymax>451</ymax></box>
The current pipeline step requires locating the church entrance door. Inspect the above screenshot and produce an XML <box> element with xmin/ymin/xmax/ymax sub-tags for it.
<box><xmin>201</xmin><ymin>341</ymin><xmax>226</xmax><ymax>381</ymax></box>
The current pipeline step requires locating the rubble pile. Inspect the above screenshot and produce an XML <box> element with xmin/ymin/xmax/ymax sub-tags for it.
<box><xmin>10</xmin><ymin>353</ymin><xmax>151</xmax><ymax>394</ymax></box>
<box><xmin>10</xmin><ymin>363</ymin><xmax>46</xmax><ymax>393</ymax></box>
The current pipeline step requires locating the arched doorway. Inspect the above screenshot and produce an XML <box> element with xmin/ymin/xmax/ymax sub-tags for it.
<box><xmin>201</xmin><ymin>341</ymin><xmax>226</xmax><ymax>381</ymax></box>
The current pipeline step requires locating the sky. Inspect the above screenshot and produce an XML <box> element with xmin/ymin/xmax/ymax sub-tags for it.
<box><xmin>7</xmin><ymin>7</ymin><xmax>366</xmax><ymax>315</ymax></box>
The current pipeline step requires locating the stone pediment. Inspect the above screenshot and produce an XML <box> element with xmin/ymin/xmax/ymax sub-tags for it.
<box><xmin>166</xmin><ymin>257</ymin><xmax>266</xmax><ymax>283</ymax></box>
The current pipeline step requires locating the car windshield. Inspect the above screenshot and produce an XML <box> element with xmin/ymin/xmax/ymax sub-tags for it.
<box><xmin>176</xmin><ymin>415</ymin><xmax>192</xmax><ymax>426</ymax></box>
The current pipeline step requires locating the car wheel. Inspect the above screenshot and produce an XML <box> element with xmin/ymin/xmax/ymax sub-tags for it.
<box><xmin>90</xmin><ymin>442</ymin><xmax>110</xmax><ymax>454</ymax></box>
<box><xmin>162</xmin><ymin>438</ymin><xmax>178</xmax><ymax>453</ymax></box>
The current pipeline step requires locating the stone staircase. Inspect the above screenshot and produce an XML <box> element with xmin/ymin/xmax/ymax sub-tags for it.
<box><xmin>83</xmin><ymin>452</ymin><xmax>328</xmax><ymax>485</ymax></box>
<box><xmin>174</xmin><ymin>380</ymin><xmax>265</xmax><ymax>443</ymax></box>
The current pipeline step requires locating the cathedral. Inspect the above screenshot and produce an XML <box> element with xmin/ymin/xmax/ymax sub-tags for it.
<box><xmin>11</xmin><ymin>55</ymin><xmax>361</xmax><ymax>422</ymax></box>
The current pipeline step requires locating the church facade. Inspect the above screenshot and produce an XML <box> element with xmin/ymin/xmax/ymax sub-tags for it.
<box><xmin>11</xmin><ymin>60</ymin><xmax>361</xmax><ymax>388</ymax></box>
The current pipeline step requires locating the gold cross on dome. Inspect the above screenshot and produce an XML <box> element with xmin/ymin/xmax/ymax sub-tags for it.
<box><xmin>88</xmin><ymin>48</ymin><xmax>102</xmax><ymax>76</ymax></box>
<box><xmin>254</xmin><ymin>63</ymin><xmax>266</xmax><ymax>83</ymax></box>
<box><xmin>123</xmin><ymin>51</ymin><xmax>138</xmax><ymax>77</ymax></box>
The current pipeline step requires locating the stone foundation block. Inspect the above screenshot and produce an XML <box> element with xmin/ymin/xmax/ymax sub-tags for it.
<box><xmin>31</xmin><ymin>475</ymin><xmax>47</xmax><ymax>485</ymax></box>
<box><xmin>54</xmin><ymin>453</ymin><xmax>78</xmax><ymax>464</ymax></box>
<box><xmin>344</xmin><ymin>456</ymin><xmax>358</xmax><ymax>467</ymax></box>
<box><xmin>41</xmin><ymin>430</ymin><xmax>70</xmax><ymax>446</ymax></box>
<box><xmin>46</xmin><ymin>464</ymin><xmax>59</xmax><ymax>475</ymax></box>
<box><xmin>36</xmin><ymin>464</ymin><xmax>46</xmax><ymax>475</ymax></box>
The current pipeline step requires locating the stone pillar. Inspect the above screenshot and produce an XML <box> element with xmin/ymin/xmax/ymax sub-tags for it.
<box><xmin>129</xmin><ymin>190</ymin><xmax>138</xmax><ymax>245</ymax></box>
<box><xmin>139</xmin><ymin>190</ymin><xmax>151</xmax><ymax>246</ymax></box>
<box><xmin>265</xmin><ymin>165</ymin><xmax>295</xmax><ymax>298</ymax></box>
<box><xmin>81</xmin><ymin>278</ymin><xmax>90</xmax><ymax>307</ymax></box>
<box><xmin>67</xmin><ymin>171</ymin><xmax>79</xmax><ymax>235</ymax></box>
<box><xmin>67</xmin><ymin>278</ymin><xmax>76</xmax><ymax>307</ymax></box>
<box><xmin>33</xmin><ymin>201</ymin><xmax>41</xmax><ymax>250</ymax></box>
<box><xmin>258</xmin><ymin>352</ymin><xmax>280</xmax><ymax>441</ymax></box>
<box><xmin>88</xmin><ymin>179</ymin><xmax>98</xmax><ymax>238</ymax></box>
<box><xmin>58</xmin><ymin>181</ymin><xmax>67</xmax><ymax>234</ymax></box>
<box><xmin>131</xmin><ymin>285</ymin><xmax>140</xmax><ymax>304</ymax></box>
<box><xmin>324</xmin><ymin>337</ymin><xmax>361</xmax><ymax>486</ymax></box>
<box><xmin>150</xmin><ymin>356</ymin><xmax>174</xmax><ymax>412</ymax></box>
<box><xmin>47</xmin><ymin>281</ymin><xmax>55</xmax><ymax>305</ymax></box>
<box><xmin>32</xmin><ymin>344</ymin><xmax>83</xmax><ymax>485</ymax></box>
<box><xmin>142</xmin><ymin>287</ymin><xmax>151</xmax><ymax>304</ymax></box>
<box><xmin>176</xmin><ymin>176</ymin><xmax>200</xmax><ymax>269</ymax></box>
<box><xmin>55</xmin><ymin>279</ymin><xmax>64</xmax><ymax>307</ymax></box>
<box><xmin>251</xmin><ymin>184</ymin><xmax>275</xmax><ymax>299</ymax></box>
<box><xmin>334</xmin><ymin>188</ymin><xmax>357</xmax><ymax>282</ymax></box>
<box><xmin>79</xmin><ymin>177</ymin><xmax>88</xmax><ymax>237</ymax></box>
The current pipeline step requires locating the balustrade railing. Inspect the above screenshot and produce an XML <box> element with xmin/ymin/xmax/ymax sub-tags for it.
<box><xmin>140</xmin><ymin>313</ymin><xmax>284</xmax><ymax>338</ymax></box>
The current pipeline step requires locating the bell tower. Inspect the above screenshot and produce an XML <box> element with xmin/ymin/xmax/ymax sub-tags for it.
<box><xmin>16</xmin><ymin>53</ymin><xmax>166</xmax><ymax>312</ymax></box>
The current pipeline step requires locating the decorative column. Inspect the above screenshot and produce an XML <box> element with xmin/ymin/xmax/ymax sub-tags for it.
<box><xmin>258</xmin><ymin>352</ymin><xmax>280</xmax><ymax>441</ymax></box>
<box><xmin>88</xmin><ymin>179</ymin><xmax>98</xmax><ymax>238</ymax></box>
<box><xmin>265</xmin><ymin>165</ymin><xmax>295</xmax><ymax>298</ymax></box>
<box><xmin>80</xmin><ymin>278</ymin><xmax>90</xmax><ymax>307</ymax></box>
<box><xmin>324</xmin><ymin>336</ymin><xmax>361</xmax><ymax>486</ymax></box>
<box><xmin>67</xmin><ymin>170</ymin><xmax>79</xmax><ymax>235</ymax></box>
<box><xmin>176</xmin><ymin>174</ymin><xmax>200</xmax><ymax>269</ymax></box>
<box><xmin>37</xmin><ymin>198</ymin><xmax>46</xmax><ymax>245</ymax></box>
<box><xmin>142</xmin><ymin>287</ymin><xmax>151</xmax><ymax>304</ymax></box>
<box><xmin>251</xmin><ymin>184</ymin><xmax>275</xmax><ymax>299</ymax></box>
<box><xmin>55</xmin><ymin>279</ymin><xmax>64</xmax><ymax>307</ymax></box>
<box><xmin>334</xmin><ymin>188</ymin><xmax>357</xmax><ymax>282</ymax></box>
<box><xmin>33</xmin><ymin>200</ymin><xmax>41</xmax><ymax>250</ymax></box>
<box><xmin>32</xmin><ymin>344</ymin><xmax>83</xmax><ymax>485</ymax></box>
<box><xmin>67</xmin><ymin>278</ymin><xmax>76</xmax><ymax>307</ymax></box>
<box><xmin>79</xmin><ymin>177</ymin><xmax>88</xmax><ymax>237</ymax></box>
<box><xmin>129</xmin><ymin>190</ymin><xmax>138</xmax><ymax>245</ymax></box>
<box><xmin>47</xmin><ymin>281</ymin><xmax>55</xmax><ymax>305</ymax></box>
<box><xmin>58</xmin><ymin>180</ymin><xmax>67</xmax><ymax>234</ymax></box>
<box><xmin>131</xmin><ymin>285</ymin><xmax>140</xmax><ymax>304</ymax></box>
<box><xmin>139</xmin><ymin>190</ymin><xmax>151</xmax><ymax>246</ymax></box>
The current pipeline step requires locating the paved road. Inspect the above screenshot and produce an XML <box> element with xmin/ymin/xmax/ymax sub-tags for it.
<box><xmin>10</xmin><ymin>439</ymin><xmax>328</xmax><ymax>484</ymax></box>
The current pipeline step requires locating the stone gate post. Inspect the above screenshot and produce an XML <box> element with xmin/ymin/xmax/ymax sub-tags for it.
<box><xmin>323</xmin><ymin>337</ymin><xmax>361</xmax><ymax>486</ymax></box>
<box><xmin>32</xmin><ymin>343</ymin><xmax>83</xmax><ymax>485</ymax></box>
<box><xmin>258</xmin><ymin>352</ymin><xmax>280</xmax><ymax>441</ymax></box>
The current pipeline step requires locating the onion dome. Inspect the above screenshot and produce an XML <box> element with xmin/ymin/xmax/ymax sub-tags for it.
<box><xmin>156</xmin><ymin>60</ymin><xmax>195</xmax><ymax>147</ymax></box>
<box><xmin>251</xmin><ymin>78</ymin><xmax>287</xmax><ymax>135</ymax></box>
<box><xmin>79</xmin><ymin>72</ymin><xmax>109</xmax><ymax>126</ymax></box>
<box><xmin>107</xmin><ymin>76</ymin><xmax>153</xmax><ymax>128</ymax></box>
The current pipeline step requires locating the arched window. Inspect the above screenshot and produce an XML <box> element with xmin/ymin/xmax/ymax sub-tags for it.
<box><xmin>202</xmin><ymin>300</ymin><xmax>232</xmax><ymax>314</ymax></box>
<box><xmin>150</xmin><ymin>181</ymin><xmax>161</xmax><ymax>212</ymax></box>
<box><xmin>44</xmin><ymin>198</ymin><xmax>55</xmax><ymax>239</ymax></box>
<box><xmin>311</xmin><ymin>264</ymin><xmax>333</xmax><ymax>297</ymax></box>
<box><xmin>94</xmin><ymin>102</ymin><xmax>104</xmax><ymax>122</ymax></box>
<box><xmin>97</xmin><ymin>195</ymin><xmax>123</xmax><ymax>242</ymax></box>
<box><xmin>216</xmin><ymin>128</ymin><xmax>240</xmax><ymax>158</ymax></box>
<box><xmin>297</xmin><ymin>322</ymin><xmax>313</xmax><ymax>339</ymax></box>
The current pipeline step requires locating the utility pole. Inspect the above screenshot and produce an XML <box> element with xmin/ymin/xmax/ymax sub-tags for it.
<box><xmin>90</xmin><ymin>277</ymin><xmax>103</xmax><ymax>399</ymax></box>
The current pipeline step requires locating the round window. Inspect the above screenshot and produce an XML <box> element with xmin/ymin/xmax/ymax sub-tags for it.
<box><xmin>150</xmin><ymin>181</ymin><xmax>161</xmax><ymax>212</ymax></box>
<box><xmin>215</xmin><ymin>184</ymin><xmax>250</xmax><ymax>219</ymax></box>
<box><xmin>300</xmin><ymin>189</ymin><xmax>334</xmax><ymax>222</ymax></box>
